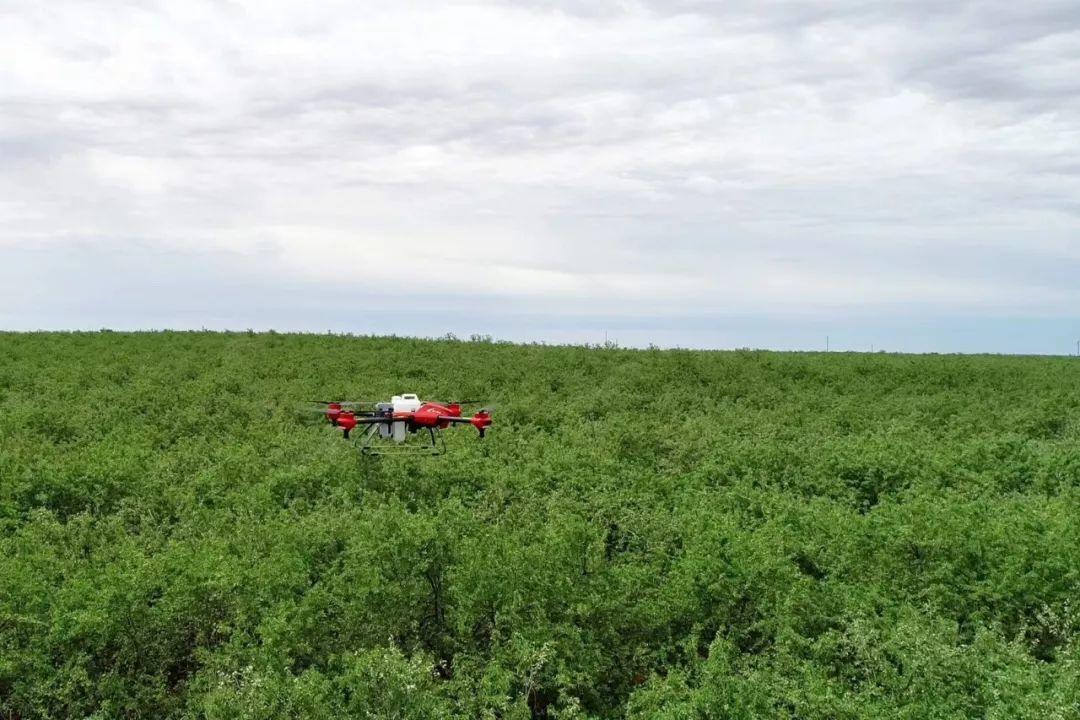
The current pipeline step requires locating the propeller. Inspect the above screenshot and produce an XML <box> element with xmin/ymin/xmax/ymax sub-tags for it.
<box><xmin>299</xmin><ymin>402</ymin><xmax>379</xmax><ymax>431</ymax></box>
<box><xmin>300</xmin><ymin>407</ymin><xmax>378</xmax><ymax>416</ymax></box>
<box><xmin>307</xmin><ymin>400</ymin><xmax>376</xmax><ymax>407</ymax></box>
<box><xmin>429</xmin><ymin>399</ymin><xmax>485</xmax><ymax>408</ymax></box>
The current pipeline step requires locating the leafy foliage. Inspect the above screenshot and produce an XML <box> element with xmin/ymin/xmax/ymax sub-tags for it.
<box><xmin>2</xmin><ymin>332</ymin><xmax>1080</xmax><ymax>718</ymax></box>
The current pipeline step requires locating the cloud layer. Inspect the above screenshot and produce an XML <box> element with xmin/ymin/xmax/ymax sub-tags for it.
<box><xmin>2</xmin><ymin>0</ymin><xmax>1079</xmax><ymax>350</ymax></box>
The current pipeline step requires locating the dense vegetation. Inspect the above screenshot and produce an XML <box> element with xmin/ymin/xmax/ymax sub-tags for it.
<box><xmin>2</xmin><ymin>331</ymin><xmax>1080</xmax><ymax>719</ymax></box>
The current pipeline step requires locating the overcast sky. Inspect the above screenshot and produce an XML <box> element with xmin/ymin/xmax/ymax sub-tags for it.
<box><xmin>2</xmin><ymin>1</ymin><xmax>1079</xmax><ymax>352</ymax></box>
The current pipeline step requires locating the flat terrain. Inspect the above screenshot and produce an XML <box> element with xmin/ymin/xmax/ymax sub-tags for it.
<box><xmin>2</xmin><ymin>332</ymin><xmax>1080</xmax><ymax>718</ymax></box>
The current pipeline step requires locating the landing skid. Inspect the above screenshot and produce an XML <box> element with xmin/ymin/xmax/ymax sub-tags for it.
<box><xmin>358</xmin><ymin>425</ymin><xmax>445</xmax><ymax>456</ymax></box>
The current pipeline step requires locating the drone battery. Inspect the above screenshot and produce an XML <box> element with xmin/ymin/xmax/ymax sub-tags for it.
<box><xmin>392</xmin><ymin>421</ymin><xmax>407</xmax><ymax>442</ymax></box>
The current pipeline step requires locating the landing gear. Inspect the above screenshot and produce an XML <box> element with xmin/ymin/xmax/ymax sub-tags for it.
<box><xmin>358</xmin><ymin>425</ymin><xmax>445</xmax><ymax>456</ymax></box>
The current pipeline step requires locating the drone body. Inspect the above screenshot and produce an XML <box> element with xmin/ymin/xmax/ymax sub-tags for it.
<box><xmin>313</xmin><ymin>393</ymin><xmax>492</xmax><ymax>455</ymax></box>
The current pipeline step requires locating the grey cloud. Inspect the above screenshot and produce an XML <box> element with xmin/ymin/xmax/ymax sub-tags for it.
<box><xmin>4</xmin><ymin>239</ymin><xmax>1076</xmax><ymax>355</ymax></box>
<box><xmin>1</xmin><ymin>0</ymin><xmax>1079</xmax><ymax>351</ymax></box>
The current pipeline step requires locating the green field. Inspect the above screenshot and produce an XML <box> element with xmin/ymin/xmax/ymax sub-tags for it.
<box><xmin>2</xmin><ymin>332</ymin><xmax>1080</xmax><ymax>719</ymax></box>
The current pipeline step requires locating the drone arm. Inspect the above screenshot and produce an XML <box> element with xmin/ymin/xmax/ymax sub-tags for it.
<box><xmin>336</xmin><ymin>415</ymin><xmax>391</xmax><ymax>440</ymax></box>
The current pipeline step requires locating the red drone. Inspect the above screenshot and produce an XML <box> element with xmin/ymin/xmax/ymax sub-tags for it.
<box><xmin>308</xmin><ymin>393</ymin><xmax>492</xmax><ymax>455</ymax></box>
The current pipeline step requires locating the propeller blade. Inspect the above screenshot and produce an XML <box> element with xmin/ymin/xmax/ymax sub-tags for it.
<box><xmin>300</xmin><ymin>405</ymin><xmax>379</xmax><ymax>418</ymax></box>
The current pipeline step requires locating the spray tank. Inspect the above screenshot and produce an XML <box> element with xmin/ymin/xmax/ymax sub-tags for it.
<box><xmin>389</xmin><ymin>393</ymin><xmax>422</xmax><ymax>441</ymax></box>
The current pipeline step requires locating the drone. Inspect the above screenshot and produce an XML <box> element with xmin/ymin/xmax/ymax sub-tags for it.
<box><xmin>307</xmin><ymin>393</ymin><xmax>493</xmax><ymax>455</ymax></box>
